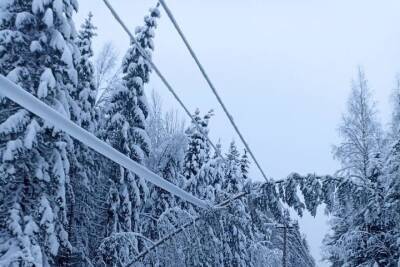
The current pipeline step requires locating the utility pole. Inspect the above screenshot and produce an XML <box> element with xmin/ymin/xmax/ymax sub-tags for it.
<box><xmin>277</xmin><ymin>221</ymin><xmax>294</xmax><ymax>267</ymax></box>
<box><xmin>271</xmin><ymin>218</ymin><xmax>312</xmax><ymax>267</ymax></box>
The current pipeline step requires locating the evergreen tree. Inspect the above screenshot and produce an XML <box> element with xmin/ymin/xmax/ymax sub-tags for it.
<box><xmin>223</xmin><ymin>141</ymin><xmax>242</xmax><ymax>194</ymax></box>
<box><xmin>198</xmin><ymin>142</ymin><xmax>225</xmax><ymax>202</ymax></box>
<box><xmin>99</xmin><ymin>6</ymin><xmax>160</xmax><ymax>263</ymax></box>
<box><xmin>67</xmin><ymin>13</ymin><xmax>98</xmax><ymax>265</ymax></box>
<box><xmin>184</xmin><ymin>109</ymin><xmax>213</xmax><ymax>199</ymax></box>
<box><xmin>74</xmin><ymin>12</ymin><xmax>97</xmax><ymax>132</ymax></box>
<box><xmin>0</xmin><ymin>0</ymin><xmax>80</xmax><ymax>265</ymax></box>
<box><xmin>218</xmin><ymin>142</ymin><xmax>253</xmax><ymax>266</ymax></box>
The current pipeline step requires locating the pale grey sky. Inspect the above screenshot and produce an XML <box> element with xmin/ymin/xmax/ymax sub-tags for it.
<box><xmin>75</xmin><ymin>0</ymin><xmax>400</xmax><ymax>265</ymax></box>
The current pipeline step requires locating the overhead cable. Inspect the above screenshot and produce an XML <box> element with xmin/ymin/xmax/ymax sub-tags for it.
<box><xmin>0</xmin><ymin>75</ymin><xmax>208</xmax><ymax>209</ymax></box>
<box><xmin>158</xmin><ymin>0</ymin><xmax>269</xmax><ymax>182</ymax></box>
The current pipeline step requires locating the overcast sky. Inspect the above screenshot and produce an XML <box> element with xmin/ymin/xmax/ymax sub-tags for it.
<box><xmin>75</xmin><ymin>0</ymin><xmax>400</xmax><ymax>264</ymax></box>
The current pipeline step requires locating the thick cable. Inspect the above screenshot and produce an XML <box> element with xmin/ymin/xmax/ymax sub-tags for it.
<box><xmin>0</xmin><ymin>75</ymin><xmax>208</xmax><ymax>209</ymax></box>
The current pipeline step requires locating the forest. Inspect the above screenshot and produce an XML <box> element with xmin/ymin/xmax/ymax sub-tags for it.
<box><xmin>0</xmin><ymin>0</ymin><xmax>399</xmax><ymax>266</ymax></box>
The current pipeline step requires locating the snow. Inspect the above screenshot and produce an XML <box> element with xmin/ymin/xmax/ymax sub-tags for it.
<box><xmin>60</xmin><ymin>16</ymin><xmax>73</xmax><ymax>40</ymax></box>
<box><xmin>8</xmin><ymin>206</ymin><xmax>22</xmax><ymax>235</ymax></box>
<box><xmin>71</xmin><ymin>0</ymin><xmax>79</xmax><ymax>11</ymax></box>
<box><xmin>43</xmin><ymin>8</ymin><xmax>53</xmax><ymax>28</ymax></box>
<box><xmin>67</xmin><ymin>68</ymin><xmax>78</xmax><ymax>86</ymax></box>
<box><xmin>2</xmin><ymin>139</ymin><xmax>23</xmax><ymax>162</ymax></box>
<box><xmin>0</xmin><ymin>109</ymin><xmax>29</xmax><ymax>135</ymax></box>
<box><xmin>24</xmin><ymin>119</ymin><xmax>40</xmax><ymax>149</ymax></box>
<box><xmin>30</xmin><ymin>41</ymin><xmax>43</xmax><ymax>53</ymax></box>
<box><xmin>39</xmin><ymin>196</ymin><xmax>59</xmax><ymax>256</ymax></box>
<box><xmin>24</xmin><ymin>216</ymin><xmax>39</xmax><ymax>236</ymax></box>
<box><xmin>6</xmin><ymin>67</ymin><xmax>22</xmax><ymax>83</ymax></box>
<box><xmin>61</xmin><ymin>45</ymin><xmax>73</xmax><ymax>67</ymax></box>
<box><xmin>32</xmin><ymin>0</ymin><xmax>51</xmax><ymax>14</ymax></box>
<box><xmin>50</xmin><ymin>30</ymin><xmax>66</xmax><ymax>51</ymax></box>
<box><xmin>0</xmin><ymin>0</ymin><xmax>13</xmax><ymax>9</ymax></box>
<box><xmin>52</xmin><ymin>0</ymin><xmax>63</xmax><ymax>16</ymax></box>
<box><xmin>15</xmin><ymin>12</ymin><xmax>34</xmax><ymax>30</ymax></box>
<box><xmin>37</xmin><ymin>68</ymin><xmax>56</xmax><ymax>99</ymax></box>
<box><xmin>31</xmin><ymin>0</ymin><xmax>43</xmax><ymax>14</ymax></box>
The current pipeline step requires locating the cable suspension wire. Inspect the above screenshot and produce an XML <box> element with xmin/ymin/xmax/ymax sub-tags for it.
<box><xmin>0</xmin><ymin>75</ymin><xmax>207</xmax><ymax>209</ymax></box>
<box><xmin>101</xmin><ymin>0</ymin><xmax>226</xmax><ymax>162</ymax></box>
<box><xmin>158</xmin><ymin>0</ymin><xmax>269</xmax><ymax>182</ymax></box>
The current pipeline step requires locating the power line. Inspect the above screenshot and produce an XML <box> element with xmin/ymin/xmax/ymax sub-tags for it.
<box><xmin>101</xmin><ymin>0</ymin><xmax>226</xmax><ymax>162</ymax></box>
<box><xmin>158</xmin><ymin>0</ymin><xmax>269</xmax><ymax>182</ymax></box>
<box><xmin>0</xmin><ymin>75</ymin><xmax>207</xmax><ymax>209</ymax></box>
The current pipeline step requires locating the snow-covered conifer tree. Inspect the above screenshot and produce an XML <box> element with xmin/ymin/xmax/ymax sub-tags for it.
<box><xmin>99</xmin><ymin>6</ymin><xmax>160</xmax><ymax>262</ymax></box>
<box><xmin>183</xmin><ymin>109</ymin><xmax>213</xmax><ymax>181</ymax></box>
<box><xmin>223</xmin><ymin>141</ymin><xmax>243</xmax><ymax>194</ymax></box>
<box><xmin>184</xmin><ymin>109</ymin><xmax>213</xmax><ymax>199</ymax></box>
<box><xmin>66</xmin><ymin>12</ymin><xmax>98</xmax><ymax>265</ymax></box>
<box><xmin>215</xmin><ymin>141</ymin><xmax>252</xmax><ymax>265</ymax></box>
<box><xmin>0</xmin><ymin>0</ymin><xmax>80</xmax><ymax>265</ymax></box>
<box><xmin>74</xmin><ymin>12</ymin><xmax>97</xmax><ymax>131</ymax></box>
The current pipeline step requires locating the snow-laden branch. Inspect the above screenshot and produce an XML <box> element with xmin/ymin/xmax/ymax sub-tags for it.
<box><xmin>0</xmin><ymin>75</ymin><xmax>208</xmax><ymax>209</ymax></box>
<box><xmin>127</xmin><ymin>192</ymin><xmax>248</xmax><ymax>266</ymax></box>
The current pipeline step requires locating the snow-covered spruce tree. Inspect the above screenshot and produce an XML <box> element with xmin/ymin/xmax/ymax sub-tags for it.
<box><xmin>177</xmin><ymin>109</ymin><xmax>224</xmax><ymax>265</ymax></box>
<box><xmin>198</xmin><ymin>142</ymin><xmax>225</xmax><ymax>202</ymax></box>
<box><xmin>187</xmin><ymin>142</ymin><xmax>226</xmax><ymax>266</ymax></box>
<box><xmin>0</xmin><ymin>0</ymin><xmax>79</xmax><ymax>265</ymax></box>
<box><xmin>142</xmin><ymin>112</ymin><xmax>224</xmax><ymax>266</ymax></box>
<box><xmin>217</xmin><ymin>141</ymin><xmax>253</xmax><ymax>266</ymax></box>
<box><xmin>74</xmin><ymin>12</ymin><xmax>97</xmax><ymax>131</ymax></box>
<box><xmin>324</xmin><ymin>68</ymin><xmax>388</xmax><ymax>266</ymax></box>
<box><xmin>98</xmin><ymin>6</ymin><xmax>160</xmax><ymax>265</ymax></box>
<box><xmin>183</xmin><ymin>109</ymin><xmax>213</xmax><ymax>181</ymax></box>
<box><xmin>66</xmin><ymin>13</ymin><xmax>98</xmax><ymax>266</ymax></box>
<box><xmin>184</xmin><ymin>109</ymin><xmax>213</xmax><ymax>207</ymax></box>
<box><xmin>223</xmin><ymin>141</ymin><xmax>243</xmax><ymax>194</ymax></box>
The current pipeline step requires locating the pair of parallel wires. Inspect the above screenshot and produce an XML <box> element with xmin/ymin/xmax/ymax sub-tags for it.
<box><xmin>102</xmin><ymin>0</ymin><xmax>270</xmax><ymax>183</ymax></box>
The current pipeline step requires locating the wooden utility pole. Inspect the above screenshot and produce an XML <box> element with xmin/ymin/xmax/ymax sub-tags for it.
<box><xmin>277</xmin><ymin>222</ymin><xmax>293</xmax><ymax>267</ymax></box>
